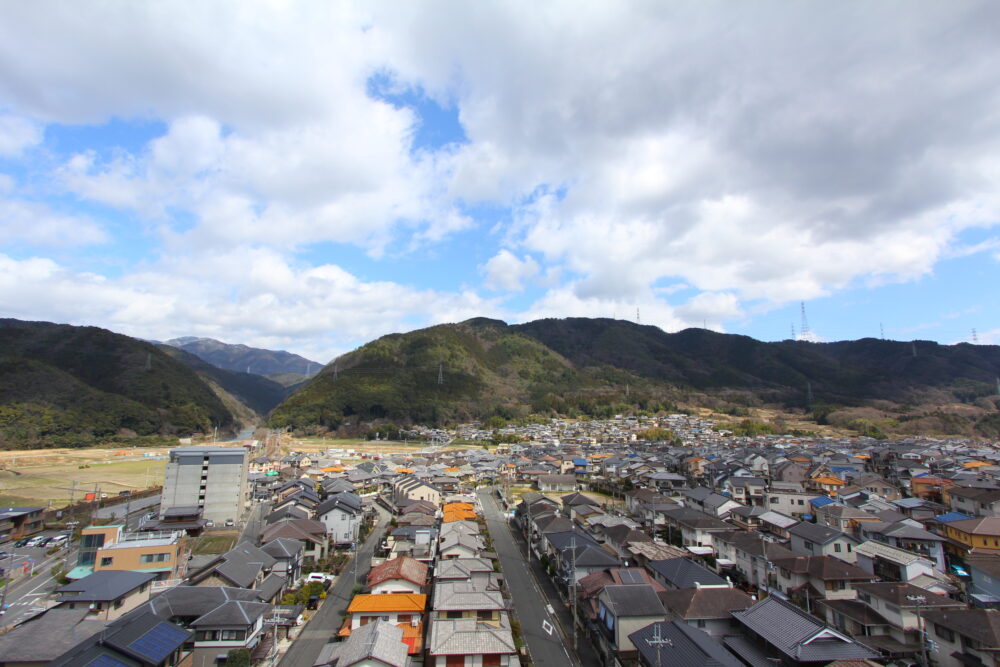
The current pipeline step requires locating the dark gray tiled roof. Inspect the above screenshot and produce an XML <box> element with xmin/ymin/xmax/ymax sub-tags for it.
<box><xmin>648</xmin><ymin>558</ymin><xmax>726</xmax><ymax>588</ymax></box>
<box><xmin>788</xmin><ymin>521</ymin><xmax>845</xmax><ymax>544</ymax></box>
<box><xmin>630</xmin><ymin>620</ymin><xmax>743</xmax><ymax>667</ymax></box>
<box><xmin>57</xmin><ymin>570</ymin><xmax>158</xmax><ymax>602</ymax></box>
<box><xmin>190</xmin><ymin>600</ymin><xmax>271</xmax><ymax>627</ymax></box>
<box><xmin>731</xmin><ymin>596</ymin><xmax>879</xmax><ymax>661</ymax></box>
<box><xmin>600</xmin><ymin>584</ymin><xmax>665</xmax><ymax>617</ymax></box>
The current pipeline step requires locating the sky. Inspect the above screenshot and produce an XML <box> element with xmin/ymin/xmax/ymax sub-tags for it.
<box><xmin>1</xmin><ymin>2</ymin><xmax>1000</xmax><ymax>364</ymax></box>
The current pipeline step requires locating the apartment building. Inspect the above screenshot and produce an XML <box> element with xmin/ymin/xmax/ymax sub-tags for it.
<box><xmin>161</xmin><ymin>446</ymin><xmax>249</xmax><ymax>524</ymax></box>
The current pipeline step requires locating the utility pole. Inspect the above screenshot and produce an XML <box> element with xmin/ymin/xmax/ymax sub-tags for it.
<box><xmin>647</xmin><ymin>622</ymin><xmax>673</xmax><ymax>667</ymax></box>
<box><xmin>570</xmin><ymin>535</ymin><xmax>578</xmax><ymax>651</ymax></box>
<box><xmin>907</xmin><ymin>595</ymin><xmax>930</xmax><ymax>667</ymax></box>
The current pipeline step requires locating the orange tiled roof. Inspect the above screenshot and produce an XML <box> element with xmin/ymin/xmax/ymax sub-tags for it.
<box><xmin>964</xmin><ymin>461</ymin><xmax>990</xmax><ymax>468</ymax></box>
<box><xmin>443</xmin><ymin>502</ymin><xmax>474</xmax><ymax>510</ymax></box>
<box><xmin>812</xmin><ymin>476</ymin><xmax>846</xmax><ymax>485</ymax></box>
<box><xmin>443</xmin><ymin>467</ymin><xmax>460</xmax><ymax>472</ymax></box>
<box><xmin>347</xmin><ymin>593</ymin><xmax>427</xmax><ymax>613</ymax></box>
<box><xmin>395</xmin><ymin>467</ymin><xmax>415</xmax><ymax>474</ymax></box>
<box><xmin>443</xmin><ymin>511</ymin><xmax>476</xmax><ymax>522</ymax></box>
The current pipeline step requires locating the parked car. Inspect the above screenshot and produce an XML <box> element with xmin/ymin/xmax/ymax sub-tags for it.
<box><xmin>26</xmin><ymin>536</ymin><xmax>47</xmax><ymax>547</ymax></box>
<box><xmin>305</xmin><ymin>572</ymin><xmax>334</xmax><ymax>585</ymax></box>
<box><xmin>32</xmin><ymin>537</ymin><xmax>51</xmax><ymax>548</ymax></box>
<box><xmin>225</xmin><ymin>518</ymin><xmax>235</xmax><ymax>527</ymax></box>
<box><xmin>0</xmin><ymin>552</ymin><xmax>10</xmax><ymax>560</ymax></box>
<box><xmin>13</xmin><ymin>538</ymin><xmax>31</xmax><ymax>548</ymax></box>
<box><xmin>48</xmin><ymin>535</ymin><xmax>69</xmax><ymax>548</ymax></box>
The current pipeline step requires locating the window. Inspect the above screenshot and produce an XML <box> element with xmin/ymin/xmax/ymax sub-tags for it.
<box><xmin>478</xmin><ymin>610</ymin><xmax>495</xmax><ymax>621</ymax></box>
<box><xmin>846</xmin><ymin>543</ymin><xmax>852</xmax><ymax>552</ymax></box>
<box><xmin>797</xmin><ymin>499</ymin><xmax>805</xmax><ymax>506</ymax></box>
<box><xmin>804</xmin><ymin>541</ymin><xmax>814</xmax><ymax>551</ymax></box>
<box><xmin>696</xmin><ymin>620</ymin><xmax>706</xmax><ymax>628</ymax></box>
<box><xmin>447</xmin><ymin>610</ymin><xmax>463</xmax><ymax>619</ymax></box>
<box><xmin>934</xmin><ymin>623</ymin><xmax>954</xmax><ymax>642</ymax></box>
<box><xmin>220</xmin><ymin>629</ymin><xmax>246</xmax><ymax>641</ymax></box>
<box><xmin>114</xmin><ymin>598</ymin><xmax>124</xmax><ymax>609</ymax></box>
<box><xmin>100</xmin><ymin>557</ymin><xmax>113</xmax><ymax>566</ymax></box>
<box><xmin>834</xmin><ymin>543</ymin><xmax>842</xmax><ymax>553</ymax></box>
<box><xmin>770</xmin><ymin>497</ymin><xmax>779</xmax><ymax>504</ymax></box>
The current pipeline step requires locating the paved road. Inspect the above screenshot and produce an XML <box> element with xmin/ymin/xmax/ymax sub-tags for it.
<box><xmin>0</xmin><ymin>541</ymin><xmax>75</xmax><ymax>628</ymax></box>
<box><xmin>94</xmin><ymin>494</ymin><xmax>162</xmax><ymax>520</ymax></box>
<box><xmin>240</xmin><ymin>501</ymin><xmax>270</xmax><ymax>545</ymax></box>
<box><xmin>278</xmin><ymin>507</ymin><xmax>389</xmax><ymax>667</ymax></box>
<box><xmin>478</xmin><ymin>488</ymin><xmax>578</xmax><ymax>667</ymax></box>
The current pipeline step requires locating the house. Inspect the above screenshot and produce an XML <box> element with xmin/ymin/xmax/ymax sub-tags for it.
<box><xmin>577</xmin><ymin>567</ymin><xmax>665</xmax><ymax>625</ymax></box>
<box><xmin>341</xmin><ymin>594</ymin><xmax>427</xmax><ymax>652</ymax></box>
<box><xmin>854</xmin><ymin>540</ymin><xmax>938</xmax><ymax>584</ymax></box>
<box><xmin>922</xmin><ymin>607</ymin><xmax>1000</xmax><ymax>667</ymax></box>
<box><xmin>725</xmin><ymin>477</ymin><xmax>767</xmax><ymax>506</ymax></box>
<box><xmin>658</xmin><ymin>586</ymin><xmax>753</xmax><ymax>638</ymax></box>
<box><xmin>660</xmin><ymin>507</ymin><xmax>732</xmax><ymax>547</ymax></box>
<box><xmin>53</xmin><ymin>570</ymin><xmax>158</xmax><ymax>621</ymax></box>
<box><xmin>314</xmin><ymin>619</ymin><xmax>411</xmax><ymax>667</ymax></box>
<box><xmin>725</xmin><ymin>596</ymin><xmax>880</xmax><ymax>665</ymax></box>
<box><xmin>393</xmin><ymin>475</ymin><xmax>443</xmax><ymax>507</ymax></box>
<box><xmin>260</xmin><ymin>537</ymin><xmax>305</xmax><ymax>585</ymax></box>
<box><xmin>820</xmin><ymin>582</ymin><xmax>964</xmax><ymax>660</ymax></box>
<box><xmin>438</xmin><ymin>533</ymin><xmax>485</xmax><ymax>560</ymax></box>
<box><xmin>71</xmin><ymin>524</ymin><xmax>186</xmax><ymax>581</ymax></box>
<box><xmin>186</xmin><ymin>541</ymin><xmax>278</xmax><ymax>591</ymax></box>
<box><xmin>433</xmin><ymin>558</ymin><xmax>501</xmax><ymax>591</ymax></box>
<box><xmin>537</xmin><ymin>474</ymin><xmax>576</xmax><ymax>491</ymax></box>
<box><xmin>757</xmin><ymin>510</ymin><xmax>799</xmax><ymax>541</ymax></box>
<box><xmin>647</xmin><ymin>558</ymin><xmax>727</xmax><ymax>590</ymax></box>
<box><xmin>42</xmin><ymin>609</ymin><xmax>191</xmax><ymax>667</ymax></box>
<box><xmin>966</xmin><ymin>553</ymin><xmax>1000</xmax><ymax>608</ymax></box>
<box><xmin>787</xmin><ymin>521</ymin><xmax>860</xmax><ymax>563</ymax></box>
<box><xmin>939</xmin><ymin>516</ymin><xmax>1000</xmax><ymax>557</ymax></box>
<box><xmin>432</xmin><ymin>582</ymin><xmax>505</xmax><ymax>625</ymax></box>
<box><xmin>544</xmin><ymin>530</ymin><xmax>620</xmax><ymax>584</ymax></box>
<box><xmin>945</xmin><ymin>486</ymin><xmax>1000</xmax><ymax>518</ymax></box>
<box><xmin>425</xmin><ymin>616</ymin><xmax>518</xmax><ymax>667</ymax></box>
<box><xmin>368</xmin><ymin>556</ymin><xmax>430</xmax><ymax>595</ymax></box>
<box><xmin>593</xmin><ymin>584</ymin><xmax>667</xmax><ymax>664</ymax></box>
<box><xmin>769</xmin><ymin>555</ymin><xmax>874</xmax><ymax>608</ymax></box>
<box><xmin>142</xmin><ymin>585</ymin><xmax>275</xmax><ymax>666</ymax></box>
<box><xmin>710</xmin><ymin>531</ymin><xmax>796</xmax><ymax>593</ymax></box>
<box><xmin>261</xmin><ymin>518</ymin><xmax>329</xmax><ymax>563</ymax></box>
<box><xmin>857</xmin><ymin>520</ymin><xmax>946</xmax><ymax>571</ymax></box>
<box><xmin>629</xmin><ymin>621</ymin><xmax>743</xmax><ymax>667</ymax></box>
<box><xmin>0</xmin><ymin>506</ymin><xmax>44</xmax><ymax>542</ymax></box>
<box><xmin>315</xmin><ymin>492</ymin><xmax>364</xmax><ymax>546</ymax></box>
<box><xmin>764</xmin><ymin>486</ymin><xmax>816</xmax><ymax>518</ymax></box>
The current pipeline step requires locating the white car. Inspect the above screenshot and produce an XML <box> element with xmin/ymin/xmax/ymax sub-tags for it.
<box><xmin>305</xmin><ymin>572</ymin><xmax>333</xmax><ymax>584</ymax></box>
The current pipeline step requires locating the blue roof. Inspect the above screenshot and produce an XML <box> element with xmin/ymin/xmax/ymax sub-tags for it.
<box><xmin>573</xmin><ymin>458</ymin><xmax>587</xmax><ymax>465</ymax></box>
<box><xmin>830</xmin><ymin>466</ymin><xmax>855</xmax><ymax>473</ymax></box>
<box><xmin>809</xmin><ymin>496</ymin><xmax>836</xmax><ymax>507</ymax></box>
<box><xmin>127</xmin><ymin>622</ymin><xmax>190</xmax><ymax>663</ymax></box>
<box><xmin>934</xmin><ymin>511</ymin><xmax>973</xmax><ymax>523</ymax></box>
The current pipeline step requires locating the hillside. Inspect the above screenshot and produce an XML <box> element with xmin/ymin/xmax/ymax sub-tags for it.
<box><xmin>268</xmin><ymin>318</ymin><xmax>674</xmax><ymax>433</ymax></box>
<box><xmin>271</xmin><ymin>317</ymin><xmax>1000</xmax><ymax>438</ymax></box>
<box><xmin>158</xmin><ymin>345</ymin><xmax>290</xmax><ymax>415</ymax></box>
<box><xmin>0</xmin><ymin>319</ymin><xmax>240</xmax><ymax>448</ymax></box>
<box><xmin>165</xmin><ymin>336</ymin><xmax>320</xmax><ymax>385</ymax></box>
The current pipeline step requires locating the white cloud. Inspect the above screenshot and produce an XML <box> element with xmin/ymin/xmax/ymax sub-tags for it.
<box><xmin>0</xmin><ymin>250</ymin><xmax>502</xmax><ymax>362</ymax></box>
<box><xmin>0</xmin><ymin>114</ymin><xmax>41</xmax><ymax>156</ymax></box>
<box><xmin>482</xmin><ymin>250</ymin><xmax>539</xmax><ymax>292</ymax></box>
<box><xmin>0</xmin><ymin>2</ymin><xmax>999</xmax><ymax>347</ymax></box>
<box><xmin>0</xmin><ymin>197</ymin><xmax>107</xmax><ymax>247</ymax></box>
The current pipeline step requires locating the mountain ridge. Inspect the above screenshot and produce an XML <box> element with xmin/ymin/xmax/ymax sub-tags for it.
<box><xmin>269</xmin><ymin>317</ymin><xmax>1000</xmax><ymax>438</ymax></box>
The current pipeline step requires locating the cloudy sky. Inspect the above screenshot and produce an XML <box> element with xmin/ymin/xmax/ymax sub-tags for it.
<box><xmin>2</xmin><ymin>2</ymin><xmax>999</xmax><ymax>363</ymax></box>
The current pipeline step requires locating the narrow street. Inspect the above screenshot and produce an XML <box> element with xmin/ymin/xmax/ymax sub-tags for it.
<box><xmin>478</xmin><ymin>488</ymin><xmax>589</xmax><ymax>667</ymax></box>
<box><xmin>277</xmin><ymin>507</ymin><xmax>389</xmax><ymax>667</ymax></box>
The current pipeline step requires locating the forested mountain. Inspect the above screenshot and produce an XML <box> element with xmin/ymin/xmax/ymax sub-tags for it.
<box><xmin>270</xmin><ymin>317</ymin><xmax>1000</xmax><ymax>438</ymax></box>
<box><xmin>165</xmin><ymin>336</ymin><xmax>320</xmax><ymax>385</ymax></box>
<box><xmin>0</xmin><ymin>319</ymin><xmax>243</xmax><ymax>448</ymax></box>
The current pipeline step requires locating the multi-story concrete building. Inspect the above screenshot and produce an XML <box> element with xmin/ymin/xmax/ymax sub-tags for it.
<box><xmin>161</xmin><ymin>446</ymin><xmax>248</xmax><ymax>524</ymax></box>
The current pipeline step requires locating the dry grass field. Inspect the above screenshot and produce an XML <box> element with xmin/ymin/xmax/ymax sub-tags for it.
<box><xmin>0</xmin><ymin>447</ymin><xmax>168</xmax><ymax>508</ymax></box>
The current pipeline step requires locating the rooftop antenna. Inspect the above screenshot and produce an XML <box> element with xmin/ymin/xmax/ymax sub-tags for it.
<box><xmin>647</xmin><ymin>622</ymin><xmax>674</xmax><ymax>667</ymax></box>
<box><xmin>972</xmin><ymin>328</ymin><xmax>979</xmax><ymax>344</ymax></box>
<box><xmin>437</xmin><ymin>363</ymin><xmax>444</xmax><ymax>385</ymax></box>
<box><xmin>800</xmin><ymin>302</ymin><xmax>811</xmax><ymax>339</ymax></box>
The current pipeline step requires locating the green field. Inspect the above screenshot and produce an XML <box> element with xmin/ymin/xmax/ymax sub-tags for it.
<box><xmin>0</xmin><ymin>457</ymin><xmax>166</xmax><ymax>508</ymax></box>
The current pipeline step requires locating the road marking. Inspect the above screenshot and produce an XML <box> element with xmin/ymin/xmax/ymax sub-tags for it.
<box><xmin>542</xmin><ymin>620</ymin><xmax>554</xmax><ymax>635</ymax></box>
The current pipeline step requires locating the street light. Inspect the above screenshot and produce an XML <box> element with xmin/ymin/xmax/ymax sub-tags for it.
<box><xmin>906</xmin><ymin>594</ymin><xmax>930</xmax><ymax>667</ymax></box>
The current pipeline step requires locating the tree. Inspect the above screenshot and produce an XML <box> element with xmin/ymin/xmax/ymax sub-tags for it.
<box><xmin>226</xmin><ymin>648</ymin><xmax>251</xmax><ymax>667</ymax></box>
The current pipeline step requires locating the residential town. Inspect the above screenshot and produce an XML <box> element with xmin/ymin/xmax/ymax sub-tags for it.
<box><xmin>1</xmin><ymin>414</ymin><xmax>1000</xmax><ymax>667</ymax></box>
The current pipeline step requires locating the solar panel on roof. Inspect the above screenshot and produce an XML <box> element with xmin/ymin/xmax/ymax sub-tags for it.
<box><xmin>85</xmin><ymin>655</ymin><xmax>131</xmax><ymax>667</ymax></box>
<box><xmin>127</xmin><ymin>622</ymin><xmax>189</xmax><ymax>663</ymax></box>
<box><xmin>619</xmin><ymin>570</ymin><xmax>644</xmax><ymax>583</ymax></box>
